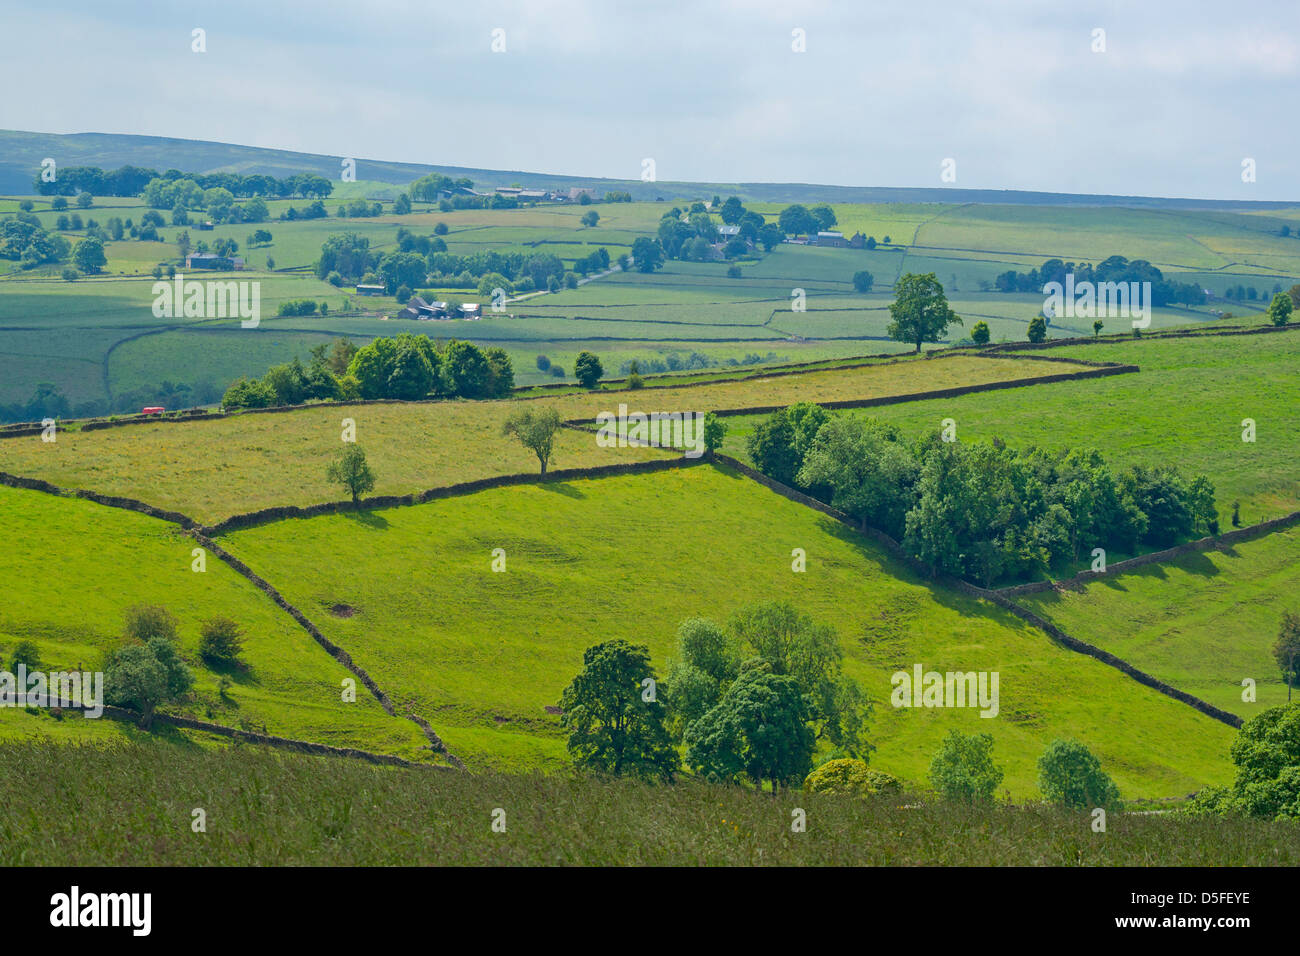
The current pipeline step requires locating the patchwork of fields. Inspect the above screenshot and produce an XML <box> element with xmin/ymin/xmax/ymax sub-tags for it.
<box><xmin>0</xmin><ymin>351</ymin><xmax>1071</xmax><ymax>523</ymax></box>
<box><xmin>3</xmin><ymin>193</ymin><xmax>1292</xmax><ymax>415</ymax></box>
<box><xmin>217</xmin><ymin>464</ymin><xmax>1236</xmax><ymax>796</ymax></box>
<box><xmin>1022</xmin><ymin>527</ymin><xmax>1300</xmax><ymax>717</ymax></box>
<box><xmin>0</xmin><ymin>483</ymin><xmax>428</xmax><ymax>758</ymax></box>
<box><xmin>720</xmin><ymin>331</ymin><xmax>1300</xmax><ymax>531</ymax></box>
<box><xmin>2</xmin><ymin>177</ymin><xmax>1296</xmax><ymax>822</ymax></box>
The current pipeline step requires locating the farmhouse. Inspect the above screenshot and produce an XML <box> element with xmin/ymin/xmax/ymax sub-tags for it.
<box><xmin>566</xmin><ymin>187</ymin><xmax>598</xmax><ymax>202</ymax></box>
<box><xmin>184</xmin><ymin>253</ymin><xmax>244</xmax><ymax>270</ymax></box>
<box><xmin>811</xmin><ymin>231</ymin><xmax>847</xmax><ymax>248</ymax></box>
<box><xmin>717</xmin><ymin>225</ymin><xmax>741</xmax><ymax>240</ymax></box>
<box><xmin>849</xmin><ymin>232</ymin><xmax>867</xmax><ymax>249</ymax></box>
<box><xmin>400</xmin><ymin>296</ymin><xmax>450</xmax><ymax>320</ymax></box>
<box><xmin>459</xmin><ymin>303</ymin><xmax>482</xmax><ymax>319</ymax></box>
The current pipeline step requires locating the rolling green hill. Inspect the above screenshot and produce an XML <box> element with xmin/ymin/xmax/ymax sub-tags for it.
<box><xmin>217</xmin><ymin>463</ymin><xmax>1237</xmax><ymax>796</ymax></box>
<box><xmin>0</xmin><ymin>483</ymin><xmax>429</xmax><ymax>758</ymax></box>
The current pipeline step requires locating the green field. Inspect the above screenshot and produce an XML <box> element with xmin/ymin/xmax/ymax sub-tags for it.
<box><xmin>0</xmin><ymin>352</ymin><xmax>1060</xmax><ymax>523</ymax></box>
<box><xmin>4</xmin><ymin>188</ymin><xmax>1294</xmax><ymax>420</ymax></box>
<box><xmin>719</xmin><ymin>331</ymin><xmax>1300</xmax><ymax>532</ymax></box>
<box><xmin>4</xmin><ymin>133</ymin><xmax>1299</xmax><ymax>863</ymax></box>
<box><xmin>1020</xmin><ymin>528</ymin><xmax>1300</xmax><ymax>717</ymax></box>
<box><xmin>0</xmin><ymin>483</ymin><xmax>429</xmax><ymax>758</ymax></box>
<box><xmin>217</xmin><ymin>464</ymin><xmax>1236</xmax><ymax>797</ymax></box>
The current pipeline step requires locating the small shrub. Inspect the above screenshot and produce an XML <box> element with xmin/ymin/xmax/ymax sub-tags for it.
<box><xmin>199</xmin><ymin>617</ymin><xmax>247</xmax><ymax>670</ymax></box>
<box><xmin>9</xmin><ymin>640</ymin><xmax>41</xmax><ymax>673</ymax></box>
<box><xmin>1036</xmin><ymin>739</ymin><xmax>1121</xmax><ymax>810</ymax></box>
<box><xmin>803</xmin><ymin>758</ymin><xmax>901</xmax><ymax>796</ymax></box>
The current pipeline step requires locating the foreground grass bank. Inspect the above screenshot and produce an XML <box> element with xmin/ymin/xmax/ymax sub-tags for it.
<box><xmin>1</xmin><ymin>741</ymin><xmax>1294</xmax><ymax>866</ymax></box>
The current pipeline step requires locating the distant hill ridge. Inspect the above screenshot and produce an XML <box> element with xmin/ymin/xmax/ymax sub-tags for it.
<box><xmin>1</xmin><ymin>128</ymin><xmax>1295</xmax><ymax>209</ymax></box>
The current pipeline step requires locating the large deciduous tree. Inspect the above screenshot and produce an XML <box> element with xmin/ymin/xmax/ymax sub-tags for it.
<box><xmin>887</xmin><ymin>272</ymin><xmax>961</xmax><ymax>352</ymax></box>
<box><xmin>559</xmin><ymin>640</ymin><xmax>679</xmax><ymax>779</ymax></box>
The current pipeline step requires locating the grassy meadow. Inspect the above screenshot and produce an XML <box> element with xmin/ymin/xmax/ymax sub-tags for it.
<box><xmin>719</xmin><ymin>330</ymin><xmax>1300</xmax><ymax>530</ymax></box>
<box><xmin>0</xmin><ymin>352</ymin><xmax>1060</xmax><ymax>523</ymax></box>
<box><xmin>4</xmin><ymin>190</ymin><xmax>1294</xmax><ymax>417</ymax></box>
<box><xmin>1021</xmin><ymin>527</ymin><xmax>1300</xmax><ymax>717</ymax></box>
<box><xmin>0</xmin><ymin>484</ymin><xmax>429</xmax><ymax>758</ymax></box>
<box><xmin>3</xmin><ymin>165</ymin><xmax>1298</xmax><ymax>863</ymax></box>
<box><xmin>218</xmin><ymin>464</ymin><xmax>1236</xmax><ymax>796</ymax></box>
<box><xmin>3</xmin><ymin>740</ymin><xmax>1296</xmax><ymax>866</ymax></box>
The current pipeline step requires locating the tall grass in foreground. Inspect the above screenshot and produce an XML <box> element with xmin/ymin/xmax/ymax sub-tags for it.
<box><xmin>2</xmin><ymin>742</ymin><xmax>1297</xmax><ymax>866</ymax></box>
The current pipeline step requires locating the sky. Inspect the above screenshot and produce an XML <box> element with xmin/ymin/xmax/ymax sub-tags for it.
<box><xmin>2</xmin><ymin>0</ymin><xmax>1298</xmax><ymax>201</ymax></box>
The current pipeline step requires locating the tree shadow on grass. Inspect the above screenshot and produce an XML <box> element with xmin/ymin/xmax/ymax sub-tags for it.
<box><xmin>343</xmin><ymin>509</ymin><xmax>390</xmax><ymax>530</ymax></box>
<box><xmin>815</xmin><ymin>517</ymin><xmax>982</xmax><ymax>622</ymax></box>
<box><xmin>1169</xmin><ymin>549</ymin><xmax>1222</xmax><ymax>579</ymax></box>
<box><xmin>540</xmin><ymin>482</ymin><xmax>585</xmax><ymax>499</ymax></box>
<box><xmin>204</xmin><ymin>659</ymin><xmax>259</xmax><ymax>688</ymax></box>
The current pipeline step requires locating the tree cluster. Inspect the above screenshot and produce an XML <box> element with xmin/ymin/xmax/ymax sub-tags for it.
<box><xmin>995</xmin><ymin>255</ymin><xmax>1208</xmax><ymax>307</ymax></box>
<box><xmin>748</xmin><ymin>406</ymin><xmax>1219</xmax><ymax>585</ymax></box>
<box><xmin>222</xmin><ymin>333</ymin><xmax>513</xmax><ymax>410</ymax></box>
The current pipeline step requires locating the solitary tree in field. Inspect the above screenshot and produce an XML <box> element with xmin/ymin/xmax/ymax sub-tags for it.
<box><xmin>574</xmin><ymin>351</ymin><xmax>604</xmax><ymax>389</ymax></box>
<box><xmin>1275</xmin><ymin>611</ymin><xmax>1300</xmax><ymax>702</ymax></box>
<box><xmin>970</xmin><ymin>320</ymin><xmax>990</xmax><ymax>345</ymax></box>
<box><xmin>852</xmin><ymin>270</ymin><xmax>874</xmax><ymax>293</ymax></box>
<box><xmin>326</xmin><ymin>444</ymin><xmax>376</xmax><ymax>503</ymax></box>
<box><xmin>631</xmin><ymin>237</ymin><xmax>663</xmax><ymax>273</ymax></box>
<box><xmin>559</xmin><ymin>640</ymin><xmax>680</xmax><ymax>779</ymax></box>
<box><xmin>1027</xmin><ymin>315</ymin><xmax>1048</xmax><ymax>343</ymax></box>
<box><xmin>1093</xmin><ymin>319</ymin><xmax>1104</xmax><ymax>338</ymax></box>
<box><xmin>1266</xmin><ymin>292</ymin><xmax>1294</xmax><ymax>327</ymax></box>
<box><xmin>502</xmin><ymin>406</ymin><xmax>562</xmax><ymax>474</ymax></box>
<box><xmin>105</xmin><ymin>607</ymin><xmax>194</xmax><ymax>730</ymax></box>
<box><xmin>887</xmin><ymin>272</ymin><xmax>961</xmax><ymax>352</ymax></box>
<box><xmin>581</xmin><ymin>210</ymin><xmax>599</xmax><ymax>227</ymax></box>
<box><xmin>702</xmin><ymin>412</ymin><xmax>727</xmax><ymax>454</ymax></box>
<box><xmin>199</xmin><ymin>617</ymin><xmax>248</xmax><ymax>670</ymax></box>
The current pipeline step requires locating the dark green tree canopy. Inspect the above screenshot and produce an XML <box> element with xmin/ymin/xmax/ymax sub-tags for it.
<box><xmin>887</xmin><ymin>272</ymin><xmax>961</xmax><ymax>352</ymax></box>
<box><xmin>559</xmin><ymin>640</ymin><xmax>680</xmax><ymax>779</ymax></box>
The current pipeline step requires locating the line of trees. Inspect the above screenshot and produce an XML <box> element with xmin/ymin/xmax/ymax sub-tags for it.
<box><xmin>995</xmin><ymin>255</ymin><xmax>1208</xmax><ymax>307</ymax></box>
<box><xmin>0</xmin><ymin>379</ymin><xmax>223</xmax><ymax>424</ymax></box>
<box><xmin>747</xmin><ymin>403</ymin><xmax>1218</xmax><ymax>585</ymax></box>
<box><xmin>221</xmin><ymin>334</ymin><xmax>515</xmax><ymax>410</ymax></box>
<box><xmin>556</xmin><ymin>615</ymin><xmax>1134</xmax><ymax>808</ymax></box>
<box><xmin>35</xmin><ymin>165</ymin><xmax>334</xmax><ymax>199</ymax></box>
<box><xmin>317</xmin><ymin>230</ymin><xmax>574</xmax><ymax>297</ymax></box>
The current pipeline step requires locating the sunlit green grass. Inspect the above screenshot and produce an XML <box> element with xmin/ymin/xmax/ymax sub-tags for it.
<box><xmin>719</xmin><ymin>330</ymin><xmax>1300</xmax><ymax>527</ymax></box>
<box><xmin>220</xmin><ymin>464</ymin><xmax>1236</xmax><ymax>797</ymax></box>
<box><xmin>0</xmin><ymin>484</ymin><xmax>429</xmax><ymax>758</ymax></box>
<box><xmin>0</xmin><ymin>353</ymin><xmax>1046</xmax><ymax>523</ymax></box>
<box><xmin>1021</xmin><ymin>528</ymin><xmax>1300</xmax><ymax>717</ymax></box>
